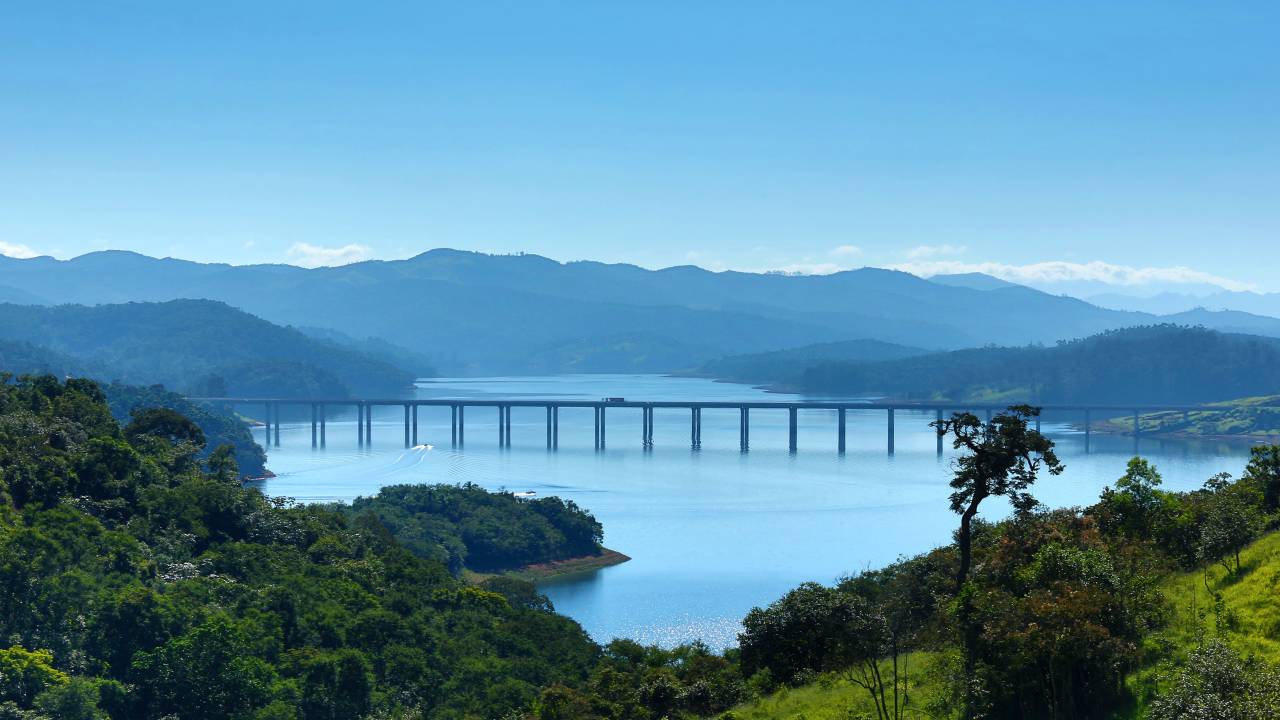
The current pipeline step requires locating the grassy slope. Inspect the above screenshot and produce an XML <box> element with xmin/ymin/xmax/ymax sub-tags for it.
<box><xmin>1099</xmin><ymin>395</ymin><xmax>1280</xmax><ymax>442</ymax></box>
<box><xmin>732</xmin><ymin>531</ymin><xmax>1280</xmax><ymax>719</ymax></box>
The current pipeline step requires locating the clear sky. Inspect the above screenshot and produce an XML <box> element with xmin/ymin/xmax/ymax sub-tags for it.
<box><xmin>1</xmin><ymin>2</ymin><xmax>1276</xmax><ymax>292</ymax></box>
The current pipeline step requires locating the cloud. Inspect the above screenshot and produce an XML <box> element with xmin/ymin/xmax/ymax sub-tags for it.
<box><xmin>829</xmin><ymin>245</ymin><xmax>863</xmax><ymax>258</ymax></box>
<box><xmin>287</xmin><ymin>242</ymin><xmax>372</xmax><ymax>268</ymax></box>
<box><xmin>0</xmin><ymin>241</ymin><xmax>41</xmax><ymax>259</ymax></box>
<box><xmin>904</xmin><ymin>244</ymin><xmax>966</xmax><ymax>260</ymax></box>
<box><xmin>890</xmin><ymin>259</ymin><xmax>1255</xmax><ymax>292</ymax></box>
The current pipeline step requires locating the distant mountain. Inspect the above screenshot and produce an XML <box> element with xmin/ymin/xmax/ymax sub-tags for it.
<box><xmin>697</xmin><ymin>339</ymin><xmax>929</xmax><ymax>386</ymax></box>
<box><xmin>0</xmin><ymin>249</ymin><xmax>1271</xmax><ymax>374</ymax></box>
<box><xmin>0</xmin><ymin>300</ymin><xmax>416</xmax><ymax>397</ymax></box>
<box><xmin>799</xmin><ymin>325</ymin><xmax>1280</xmax><ymax>405</ymax></box>
<box><xmin>1090</xmin><ymin>290</ymin><xmax>1280</xmax><ymax>319</ymax></box>
<box><xmin>927</xmin><ymin>273</ymin><xmax>1022</xmax><ymax>291</ymax></box>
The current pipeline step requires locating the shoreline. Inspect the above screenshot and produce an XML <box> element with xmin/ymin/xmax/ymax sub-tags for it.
<box><xmin>463</xmin><ymin>547</ymin><xmax>631</xmax><ymax>584</ymax></box>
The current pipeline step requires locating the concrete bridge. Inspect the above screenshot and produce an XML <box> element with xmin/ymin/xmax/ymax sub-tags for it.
<box><xmin>186</xmin><ymin>397</ymin><xmax>1237</xmax><ymax>455</ymax></box>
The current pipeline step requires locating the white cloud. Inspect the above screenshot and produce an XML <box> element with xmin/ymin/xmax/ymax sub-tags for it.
<box><xmin>829</xmin><ymin>244</ymin><xmax>863</xmax><ymax>258</ymax></box>
<box><xmin>287</xmin><ymin>242</ymin><xmax>372</xmax><ymax>268</ymax></box>
<box><xmin>904</xmin><ymin>244</ymin><xmax>966</xmax><ymax>260</ymax></box>
<box><xmin>890</xmin><ymin>259</ymin><xmax>1255</xmax><ymax>292</ymax></box>
<box><xmin>771</xmin><ymin>262</ymin><xmax>845</xmax><ymax>275</ymax></box>
<box><xmin>0</xmin><ymin>241</ymin><xmax>41</xmax><ymax>259</ymax></box>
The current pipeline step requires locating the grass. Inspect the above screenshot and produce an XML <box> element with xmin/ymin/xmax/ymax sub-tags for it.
<box><xmin>732</xmin><ymin>531</ymin><xmax>1280</xmax><ymax>720</ymax></box>
<box><xmin>1098</xmin><ymin>395</ymin><xmax>1280</xmax><ymax>442</ymax></box>
<box><xmin>728</xmin><ymin>652</ymin><xmax>953</xmax><ymax>720</ymax></box>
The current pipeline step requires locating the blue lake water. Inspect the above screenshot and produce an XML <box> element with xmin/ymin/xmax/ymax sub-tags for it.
<box><xmin>253</xmin><ymin>374</ymin><xmax>1254</xmax><ymax>649</ymax></box>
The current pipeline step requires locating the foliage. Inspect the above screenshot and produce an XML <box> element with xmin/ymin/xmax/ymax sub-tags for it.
<box><xmin>346</xmin><ymin>483</ymin><xmax>604</xmax><ymax>573</ymax></box>
<box><xmin>1147</xmin><ymin>640</ymin><xmax>1280</xmax><ymax>720</ymax></box>
<box><xmin>0</xmin><ymin>374</ymin><xmax>609</xmax><ymax>719</ymax></box>
<box><xmin>104</xmin><ymin>382</ymin><xmax>267</xmax><ymax>478</ymax></box>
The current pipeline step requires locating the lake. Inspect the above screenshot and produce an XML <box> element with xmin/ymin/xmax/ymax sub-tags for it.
<box><xmin>253</xmin><ymin>374</ymin><xmax>1254</xmax><ymax>649</ymax></box>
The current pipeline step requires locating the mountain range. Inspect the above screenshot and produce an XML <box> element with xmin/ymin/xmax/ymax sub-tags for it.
<box><xmin>2</xmin><ymin>249</ymin><xmax>1279</xmax><ymax>375</ymax></box>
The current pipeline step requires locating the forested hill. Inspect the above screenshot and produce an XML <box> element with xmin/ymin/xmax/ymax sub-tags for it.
<box><xmin>799</xmin><ymin>325</ymin><xmax>1280</xmax><ymax>405</ymax></box>
<box><xmin>4</xmin><ymin>249</ymin><xmax>1278</xmax><ymax>374</ymax></box>
<box><xmin>0</xmin><ymin>299</ymin><xmax>421</xmax><ymax>397</ymax></box>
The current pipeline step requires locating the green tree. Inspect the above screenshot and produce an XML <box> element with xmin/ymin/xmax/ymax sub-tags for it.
<box><xmin>933</xmin><ymin>405</ymin><xmax>1063</xmax><ymax>590</ymax></box>
<box><xmin>0</xmin><ymin>647</ymin><xmax>66</xmax><ymax>707</ymax></box>
<box><xmin>1148</xmin><ymin>640</ymin><xmax>1280</xmax><ymax>720</ymax></box>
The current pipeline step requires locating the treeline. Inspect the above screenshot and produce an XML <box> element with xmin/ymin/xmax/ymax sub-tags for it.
<box><xmin>345</xmin><ymin>484</ymin><xmax>604</xmax><ymax>574</ymax></box>
<box><xmin>799</xmin><ymin>325</ymin><xmax>1280</xmax><ymax>404</ymax></box>
<box><xmin>103</xmin><ymin>382</ymin><xmax>268</xmax><ymax>479</ymax></box>
<box><xmin>0</xmin><ymin>299</ymin><xmax>424</xmax><ymax>397</ymax></box>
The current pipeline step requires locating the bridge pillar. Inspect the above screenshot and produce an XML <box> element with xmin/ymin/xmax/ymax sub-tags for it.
<box><xmin>740</xmin><ymin>406</ymin><xmax>749</xmax><ymax>451</ymax></box>
<box><xmin>412</xmin><ymin>404</ymin><xmax>418</xmax><ymax>446</ymax></box>
<box><xmin>365</xmin><ymin>404</ymin><xmax>373</xmax><ymax>445</ymax></box>
<box><xmin>1084</xmin><ymin>409</ymin><xmax>1091</xmax><ymax>453</ymax></box>
<box><xmin>450</xmin><ymin>406</ymin><xmax>457</xmax><ymax>446</ymax></box>
<box><xmin>552</xmin><ymin>406</ymin><xmax>559</xmax><ymax>449</ymax></box>
<box><xmin>319</xmin><ymin>404</ymin><xmax>326</xmax><ymax>448</ymax></box>
<box><xmin>788</xmin><ymin>407</ymin><xmax>798</xmax><ymax>453</ymax></box>
<box><xmin>837</xmin><ymin>408</ymin><xmax>846</xmax><ymax>454</ymax></box>
<box><xmin>311</xmin><ymin>404</ymin><xmax>317</xmax><ymax>447</ymax></box>
<box><xmin>936</xmin><ymin>409</ymin><xmax>944</xmax><ymax>456</ymax></box>
<box><xmin>1035</xmin><ymin>415</ymin><xmax>1041</xmax><ymax>433</ymax></box>
<box><xmin>547</xmin><ymin>406</ymin><xmax>553</xmax><ymax>449</ymax></box>
<box><xmin>458</xmin><ymin>406</ymin><xmax>465</xmax><ymax>446</ymax></box>
<box><xmin>641</xmin><ymin>406</ymin><xmax>650</xmax><ymax>447</ymax></box>
<box><xmin>505</xmin><ymin>405</ymin><xmax>512</xmax><ymax>446</ymax></box>
<box><xmin>600</xmin><ymin>406</ymin><xmax>607</xmax><ymax>449</ymax></box>
<box><xmin>273</xmin><ymin>404</ymin><xmax>280</xmax><ymax>447</ymax></box>
<box><xmin>498</xmin><ymin>406</ymin><xmax>506</xmax><ymax>447</ymax></box>
<box><xmin>887</xmin><ymin>407</ymin><xmax>895</xmax><ymax>455</ymax></box>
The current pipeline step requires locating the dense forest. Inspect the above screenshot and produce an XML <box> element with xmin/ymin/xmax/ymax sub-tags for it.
<box><xmin>4</xmin><ymin>374</ymin><xmax>1279</xmax><ymax>719</ymax></box>
<box><xmin>0</xmin><ymin>300</ymin><xmax>422</xmax><ymax>397</ymax></box>
<box><xmin>344</xmin><ymin>484</ymin><xmax>605</xmax><ymax>574</ymax></box>
<box><xmin>103</xmin><ymin>382</ymin><xmax>268</xmax><ymax>479</ymax></box>
<box><xmin>799</xmin><ymin>325</ymin><xmax>1280</xmax><ymax>405</ymax></box>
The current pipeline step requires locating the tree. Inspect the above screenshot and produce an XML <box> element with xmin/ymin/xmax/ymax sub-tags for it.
<box><xmin>1148</xmin><ymin>640</ymin><xmax>1280</xmax><ymax>720</ymax></box>
<box><xmin>124</xmin><ymin>407</ymin><xmax>206</xmax><ymax>448</ymax></box>
<box><xmin>1243</xmin><ymin>444</ymin><xmax>1280</xmax><ymax>511</ymax></box>
<box><xmin>933</xmin><ymin>405</ymin><xmax>1063</xmax><ymax>590</ymax></box>
<box><xmin>1197</xmin><ymin>488</ymin><xmax>1262</xmax><ymax>575</ymax></box>
<box><xmin>0</xmin><ymin>647</ymin><xmax>66</xmax><ymax>707</ymax></box>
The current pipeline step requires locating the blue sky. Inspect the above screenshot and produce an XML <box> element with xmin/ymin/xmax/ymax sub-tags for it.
<box><xmin>1</xmin><ymin>1</ymin><xmax>1276</xmax><ymax>292</ymax></box>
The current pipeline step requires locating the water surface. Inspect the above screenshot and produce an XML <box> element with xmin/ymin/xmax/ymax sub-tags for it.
<box><xmin>254</xmin><ymin>374</ymin><xmax>1253</xmax><ymax>648</ymax></box>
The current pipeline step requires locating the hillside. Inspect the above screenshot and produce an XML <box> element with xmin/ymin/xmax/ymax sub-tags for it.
<box><xmin>0</xmin><ymin>299</ymin><xmax>418</xmax><ymax>397</ymax></box>
<box><xmin>1098</xmin><ymin>395</ymin><xmax>1280</xmax><ymax>442</ymax></box>
<box><xmin>696</xmin><ymin>338</ymin><xmax>928</xmax><ymax>386</ymax></box>
<box><xmin>0</xmin><ymin>249</ymin><xmax>1268</xmax><ymax>374</ymax></box>
<box><xmin>799</xmin><ymin>325</ymin><xmax>1280</xmax><ymax>404</ymax></box>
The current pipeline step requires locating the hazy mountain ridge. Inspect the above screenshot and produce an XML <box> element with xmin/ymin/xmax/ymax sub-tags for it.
<box><xmin>0</xmin><ymin>299</ymin><xmax>417</xmax><ymax>396</ymax></box>
<box><xmin>1</xmin><ymin>250</ymin><xmax>1277</xmax><ymax>374</ymax></box>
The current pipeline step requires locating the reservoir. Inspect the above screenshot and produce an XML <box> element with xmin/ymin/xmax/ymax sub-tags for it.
<box><xmin>254</xmin><ymin>374</ymin><xmax>1254</xmax><ymax>649</ymax></box>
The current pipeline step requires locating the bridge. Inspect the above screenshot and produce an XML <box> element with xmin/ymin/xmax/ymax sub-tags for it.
<box><xmin>186</xmin><ymin>397</ymin><xmax>1237</xmax><ymax>455</ymax></box>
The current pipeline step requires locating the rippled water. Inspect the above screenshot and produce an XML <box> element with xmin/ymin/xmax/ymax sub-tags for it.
<box><xmin>252</xmin><ymin>375</ymin><xmax>1254</xmax><ymax>649</ymax></box>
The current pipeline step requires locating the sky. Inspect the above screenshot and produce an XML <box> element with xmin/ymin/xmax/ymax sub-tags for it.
<box><xmin>1</xmin><ymin>1</ymin><xmax>1276</xmax><ymax>294</ymax></box>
